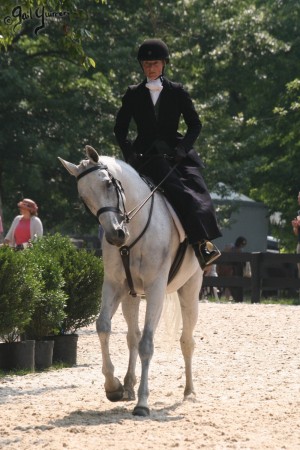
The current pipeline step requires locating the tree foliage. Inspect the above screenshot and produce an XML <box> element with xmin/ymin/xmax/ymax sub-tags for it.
<box><xmin>0</xmin><ymin>0</ymin><xmax>299</xmax><ymax>249</ymax></box>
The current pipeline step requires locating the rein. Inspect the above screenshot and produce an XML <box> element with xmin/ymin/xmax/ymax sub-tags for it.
<box><xmin>125</xmin><ymin>160</ymin><xmax>179</xmax><ymax>221</ymax></box>
<box><xmin>119</xmin><ymin>194</ymin><xmax>154</xmax><ymax>296</ymax></box>
<box><xmin>77</xmin><ymin>160</ymin><xmax>179</xmax><ymax>223</ymax></box>
<box><xmin>77</xmin><ymin>160</ymin><xmax>179</xmax><ymax>297</ymax></box>
<box><xmin>77</xmin><ymin>162</ymin><xmax>155</xmax><ymax>297</ymax></box>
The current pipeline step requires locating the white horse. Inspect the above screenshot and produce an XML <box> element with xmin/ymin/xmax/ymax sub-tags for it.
<box><xmin>59</xmin><ymin>145</ymin><xmax>203</xmax><ymax>416</ymax></box>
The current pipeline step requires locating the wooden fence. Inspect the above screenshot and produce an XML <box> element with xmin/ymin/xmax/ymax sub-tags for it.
<box><xmin>202</xmin><ymin>252</ymin><xmax>300</xmax><ymax>303</ymax></box>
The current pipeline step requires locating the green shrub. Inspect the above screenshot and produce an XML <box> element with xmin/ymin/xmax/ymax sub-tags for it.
<box><xmin>24</xmin><ymin>250</ymin><xmax>67</xmax><ymax>340</ymax></box>
<box><xmin>31</xmin><ymin>233</ymin><xmax>103</xmax><ymax>334</ymax></box>
<box><xmin>0</xmin><ymin>247</ymin><xmax>41</xmax><ymax>342</ymax></box>
<box><xmin>59</xmin><ymin>247</ymin><xmax>104</xmax><ymax>333</ymax></box>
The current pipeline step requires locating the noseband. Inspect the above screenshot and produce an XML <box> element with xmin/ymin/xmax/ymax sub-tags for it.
<box><xmin>77</xmin><ymin>164</ymin><xmax>126</xmax><ymax>221</ymax></box>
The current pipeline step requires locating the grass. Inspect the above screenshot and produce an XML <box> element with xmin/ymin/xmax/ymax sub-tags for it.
<box><xmin>259</xmin><ymin>297</ymin><xmax>300</xmax><ymax>306</ymax></box>
<box><xmin>0</xmin><ymin>362</ymin><xmax>69</xmax><ymax>378</ymax></box>
<box><xmin>0</xmin><ymin>368</ymin><xmax>30</xmax><ymax>377</ymax></box>
<box><xmin>202</xmin><ymin>293</ymin><xmax>300</xmax><ymax>306</ymax></box>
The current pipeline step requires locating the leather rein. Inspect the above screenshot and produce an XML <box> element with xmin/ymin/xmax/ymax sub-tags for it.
<box><xmin>76</xmin><ymin>162</ymin><xmax>155</xmax><ymax>296</ymax></box>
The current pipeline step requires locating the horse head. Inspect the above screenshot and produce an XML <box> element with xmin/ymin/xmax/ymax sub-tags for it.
<box><xmin>58</xmin><ymin>145</ymin><xmax>129</xmax><ymax>247</ymax></box>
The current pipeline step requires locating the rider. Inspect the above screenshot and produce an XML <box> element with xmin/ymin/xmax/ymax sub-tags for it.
<box><xmin>114</xmin><ymin>38</ymin><xmax>221</xmax><ymax>269</ymax></box>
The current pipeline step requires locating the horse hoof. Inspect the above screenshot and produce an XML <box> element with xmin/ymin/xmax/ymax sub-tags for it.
<box><xmin>106</xmin><ymin>385</ymin><xmax>124</xmax><ymax>402</ymax></box>
<box><xmin>184</xmin><ymin>391</ymin><xmax>196</xmax><ymax>402</ymax></box>
<box><xmin>123</xmin><ymin>389</ymin><xmax>136</xmax><ymax>401</ymax></box>
<box><xmin>132</xmin><ymin>406</ymin><xmax>150</xmax><ymax>417</ymax></box>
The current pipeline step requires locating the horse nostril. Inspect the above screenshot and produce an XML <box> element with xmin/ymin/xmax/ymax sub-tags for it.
<box><xmin>117</xmin><ymin>229</ymin><xmax>126</xmax><ymax>240</ymax></box>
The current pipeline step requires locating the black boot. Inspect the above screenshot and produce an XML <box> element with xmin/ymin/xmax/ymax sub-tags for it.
<box><xmin>192</xmin><ymin>240</ymin><xmax>221</xmax><ymax>270</ymax></box>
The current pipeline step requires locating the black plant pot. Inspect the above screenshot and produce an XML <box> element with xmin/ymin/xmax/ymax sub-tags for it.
<box><xmin>45</xmin><ymin>334</ymin><xmax>78</xmax><ymax>366</ymax></box>
<box><xmin>35</xmin><ymin>340</ymin><xmax>54</xmax><ymax>370</ymax></box>
<box><xmin>0</xmin><ymin>342</ymin><xmax>11</xmax><ymax>371</ymax></box>
<box><xmin>8</xmin><ymin>340</ymin><xmax>35</xmax><ymax>372</ymax></box>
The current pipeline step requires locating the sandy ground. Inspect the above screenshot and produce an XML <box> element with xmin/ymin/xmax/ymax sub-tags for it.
<box><xmin>0</xmin><ymin>300</ymin><xmax>299</xmax><ymax>450</ymax></box>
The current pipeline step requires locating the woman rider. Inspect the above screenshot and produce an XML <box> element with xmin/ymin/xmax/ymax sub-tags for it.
<box><xmin>114</xmin><ymin>38</ymin><xmax>221</xmax><ymax>269</ymax></box>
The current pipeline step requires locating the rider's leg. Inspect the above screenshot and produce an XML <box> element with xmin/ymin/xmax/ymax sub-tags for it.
<box><xmin>139</xmin><ymin>156</ymin><xmax>221</xmax><ymax>269</ymax></box>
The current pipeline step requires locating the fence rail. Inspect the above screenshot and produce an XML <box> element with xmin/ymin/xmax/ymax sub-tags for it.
<box><xmin>202</xmin><ymin>252</ymin><xmax>300</xmax><ymax>303</ymax></box>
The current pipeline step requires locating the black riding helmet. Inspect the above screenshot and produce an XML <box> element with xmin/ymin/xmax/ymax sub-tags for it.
<box><xmin>137</xmin><ymin>39</ymin><xmax>170</xmax><ymax>63</ymax></box>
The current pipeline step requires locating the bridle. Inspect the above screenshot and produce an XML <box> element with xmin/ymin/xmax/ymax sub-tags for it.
<box><xmin>77</xmin><ymin>163</ymin><xmax>127</xmax><ymax>222</ymax></box>
<box><xmin>76</xmin><ymin>160</ymin><xmax>180</xmax><ymax>297</ymax></box>
<box><xmin>77</xmin><ymin>162</ymin><xmax>155</xmax><ymax>297</ymax></box>
<box><xmin>77</xmin><ymin>163</ymin><xmax>156</xmax><ymax>225</ymax></box>
<box><xmin>77</xmin><ymin>157</ymin><xmax>179</xmax><ymax>223</ymax></box>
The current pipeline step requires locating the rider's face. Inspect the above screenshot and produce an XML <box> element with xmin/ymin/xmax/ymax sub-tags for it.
<box><xmin>142</xmin><ymin>60</ymin><xmax>164</xmax><ymax>80</ymax></box>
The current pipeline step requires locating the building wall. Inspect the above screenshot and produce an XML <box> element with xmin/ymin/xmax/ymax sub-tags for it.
<box><xmin>213</xmin><ymin>200</ymin><xmax>269</xmax><ymax>253</ymax></box>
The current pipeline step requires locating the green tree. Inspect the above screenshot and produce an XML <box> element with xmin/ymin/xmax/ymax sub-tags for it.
<box><xmin>0</xmin><ymin>0</ymin><xmax>111</xmax><ymax>234</ymax></box>
<box><xmin>1</xmin><ymin>0</ymin><xmax>300</xmax><ymax>250</ymax></box>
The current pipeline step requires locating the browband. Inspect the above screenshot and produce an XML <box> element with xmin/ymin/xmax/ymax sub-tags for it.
<box><xmin>77</xmin><ymin>164</ymin><xmax>107</xmax><ymax>181</ymax></box>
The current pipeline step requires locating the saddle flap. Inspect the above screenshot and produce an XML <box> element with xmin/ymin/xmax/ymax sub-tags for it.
<box><xmin>164</xmin><ymin>199</ymin><xmax>186</xmax><ymax>243</ymax></box>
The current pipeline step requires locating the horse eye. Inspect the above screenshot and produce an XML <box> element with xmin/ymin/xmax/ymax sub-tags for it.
<box><xmin>106</xmin><ymin>179</ymin><xmax>112</xmax><ymax>188</ymax></box>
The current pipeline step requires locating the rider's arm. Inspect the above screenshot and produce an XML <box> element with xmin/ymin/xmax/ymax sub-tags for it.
<box><xmin>114</xmin><ymin>88</ymin><xmax>135</xmax><ymax>162</ymax></box>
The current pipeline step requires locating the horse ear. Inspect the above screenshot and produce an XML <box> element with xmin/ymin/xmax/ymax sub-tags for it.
<box><xmin>85</xmin><ymin>145</ymin><xmax>99</xmax><ymax>163</ymax></box>
<box><xmin>58</xmin><ymin>157</ymin><xmax>79</xmax><ymax>177</ymax></box>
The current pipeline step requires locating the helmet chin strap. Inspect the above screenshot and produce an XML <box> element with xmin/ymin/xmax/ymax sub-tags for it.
<box><xmin>147</xmin><ymin>75</ymin><xmax>164</xmax><ymax>82</ymax></box>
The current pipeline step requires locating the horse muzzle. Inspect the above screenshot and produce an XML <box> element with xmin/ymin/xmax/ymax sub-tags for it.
<box><xmin>105</xmin><ymin>224</ymin><xmax>129</xmax><ymax>247</ymax></box>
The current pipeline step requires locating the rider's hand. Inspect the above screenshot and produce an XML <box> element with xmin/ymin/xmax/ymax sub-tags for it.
<box><xmin>174</xmin><ymin>144</ymin><xmax>187</xmax><ymax>163</ymax></box>
<box><xmin>127</xmin><ymin>152</ymin><xmax>139</xmax><ymax>167</ymax></box>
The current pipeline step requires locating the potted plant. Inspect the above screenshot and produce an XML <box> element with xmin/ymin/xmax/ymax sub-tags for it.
<box><xmin>32</xmin><ymin>234</ymin><xmax>103</xmax><ymax>365</ymax></box>
<box><xmin>0</xmin><ymin>246</ymin><xmax>40</xmax><ymax>371</ymax></box>
<box><xmin>24</xmin><ymin>250</ymin><xmax>67</xmax><ymax>369</ymax></box>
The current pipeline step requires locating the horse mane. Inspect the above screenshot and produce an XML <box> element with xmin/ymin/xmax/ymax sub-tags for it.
<box><xmin>78</xmin><ymin>152</ymin><xmax>150</xmax><ymax>203</ymax></box>
<box><xmin>98</xmin><ymin>156</ymin><xmax>139</xmax><ymax>179</ymax></box>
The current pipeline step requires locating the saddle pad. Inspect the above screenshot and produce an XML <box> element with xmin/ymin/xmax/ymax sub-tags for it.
<box><xmin>164</xmin><ymin>198</ymin><xmax>186</xmax><ymax>243</ymax></box>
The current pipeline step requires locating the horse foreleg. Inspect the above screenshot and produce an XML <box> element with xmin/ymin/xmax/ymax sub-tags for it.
<box><xmin>96</xmin><ymin>290</ymin><xmax>124</xmax><ymax>402</ymax></box>
<box><xmin>133</xmin><ymin>326</ymin><xmax>153</xmax><ymax>416</ymax></box>
<box><xmin>133</xmin><ymin>290</ymin><xmax>165</xmax><ymax>416</ymax></box>
<box><xmin>178</xmin><ymin>270</ymin><xmax>202</xmax><ymax>400</ymax></box>
<box><xmin>121</xmin><ymin>296</ymin><xmax>141</xmax><ymax>401</ymax></box>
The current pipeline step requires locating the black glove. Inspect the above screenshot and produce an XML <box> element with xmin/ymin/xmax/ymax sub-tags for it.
<box><xmin>127</xmin><ymin>152</ymin><xmax>139</xmax><ymax>167</ymax></box>
<box><xmin>174</xmin><ymin>144</ymin><xmax>187</xmax><ymax>163</ymax></box>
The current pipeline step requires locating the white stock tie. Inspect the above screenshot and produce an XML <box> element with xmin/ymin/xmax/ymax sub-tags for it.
<box><xmin>145</xmin><ymin>79</ymin><xmax>163</xmax><ymax>105</ymax></box>
<box><xmin>145</xmin><ymin>83</ymin><xmax>163</xmax><ymax>92</ymax></box>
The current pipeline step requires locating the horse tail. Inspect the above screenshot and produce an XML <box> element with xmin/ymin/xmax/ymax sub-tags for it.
<box><xmin>157</xmin><ymin>293</ymin><xmax>182</xmax><ymax>351</ymax></box>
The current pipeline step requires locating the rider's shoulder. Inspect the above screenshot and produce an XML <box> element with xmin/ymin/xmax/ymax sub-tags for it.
<box><xmin>163</xmin><ymin>78</ymin><xmax>184</xmax><ymax>90</ymax></box>
<box><xmin>127</xmin><ymin>81</ymin><xmax>144</xmax><ymax>91</ymax></box>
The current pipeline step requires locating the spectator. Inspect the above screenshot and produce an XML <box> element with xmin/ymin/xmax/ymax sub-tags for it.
<box><xmin>200</xmin><ymin>264</ymin><xmax>219</xmax><ymax>301</ymax></box>
<box><xmin>291</xmin><ymin>191</ymin><xmax>300</xmax><ymax>277</ymax></box>
<box><xmin>217</xmin><ymin>236</ymin><xmax>247</xmax><ymax>302</ymax></box>
<box><xmin>2</xmin><ymin>198</ymin><xmax>43</xmax><ymax>250</ymax></box>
